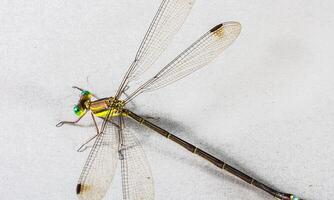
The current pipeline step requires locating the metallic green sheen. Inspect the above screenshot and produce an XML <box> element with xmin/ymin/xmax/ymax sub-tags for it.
<box><xmin>81</xmin><ymin>90</ymin><xmax>90</xmax><ymax>96</ymax></box>
<box><xmin>73</xmin><ymin>105</ymin><xmax>81</xmax><ymax>115</ymax></box>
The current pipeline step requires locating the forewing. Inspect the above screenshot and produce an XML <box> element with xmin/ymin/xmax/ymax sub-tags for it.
<box><xmin>119</xmin><ymin>119</ymin><xmax>154</xmax><ymax>200</ymax></box>
<box><xmin>76</xmin><ymin>122</ymin><xmax>119</xmax><ymax>200</ymax></box>
<box><xmin>124</xmin><ymin>22</ymin><xmax>241</xmax><ymax>102</ymax></box>
<box><xmin>116</xmin><ymin>0</ymin><xmax>195</xmax><ymax>96</ymax></box>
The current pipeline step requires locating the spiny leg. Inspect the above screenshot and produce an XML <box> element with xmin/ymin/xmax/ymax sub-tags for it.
<box><xmin>72</xmin><ymin>86</ymin><xmax>85</xmax><ymax>92</ymax></box>
<box><xmin>76</xmin><ymin>114</ymin><xmax>120</xmax><ymax>152</ymax></box>
<box><xmin>122</xmin><ymin>86</ymin><xmax>136</xmax><ymax>108</ymax></box>
<box><xmin>56</xmin><ymin>114</ymin><xmax>84</xmax><ymax>127</ymax></box>
<box><xmin>117</xmin><ymin>117</ymin><xmax>125</xmax><ymax>160</ymax></box>
<box><xmin>77</xmin><ymin>113</ymin><xmax>101</xmax><ymax>152</ymax></box>
<box><xmin>72</xmin><ymin>86</ymin><xmax>99</xmax><ymax>99</ymax></box>
<box><xmin>91</xmin><ymin>113</ymin><xmax>99</xmax><ymax>133</ymax></box>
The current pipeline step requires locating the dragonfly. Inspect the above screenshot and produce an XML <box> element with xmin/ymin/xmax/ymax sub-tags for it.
<box><xmin>57</xmin><ymin>0</ymin><xmax>302</xmax><ymax>200</ymax></box>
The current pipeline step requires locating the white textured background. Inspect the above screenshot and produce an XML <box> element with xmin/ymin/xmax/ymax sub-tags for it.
<box><xmin>1</xmin><ymin>0</ymin><xmax>334</xmax><ymax>199</ymax></box>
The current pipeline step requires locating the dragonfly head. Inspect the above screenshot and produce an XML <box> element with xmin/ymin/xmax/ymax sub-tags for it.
<box><xmin>73</xmin><ymin>90</ymin><xmax>93</xmax><ymax>117</ymax></box>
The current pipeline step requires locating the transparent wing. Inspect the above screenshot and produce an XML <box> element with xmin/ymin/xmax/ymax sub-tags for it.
<box><xmin>116</xmin><ymin>0</ymin><xmax>195</xmax><ymax>97</ymax></box>
<box><xmin>76</xmin><ymin>121</ymin><xmax>119</xmax><ymax>200</ymax></box>
<box><xmin>118</xmin><ymin>117</ymin><xmax>154</xmax><ymax>200</ymax></box>
<box><xmin>125</xmin><ymin>22</ymin><xmax>241</xmax><ymax>103</ymax></box>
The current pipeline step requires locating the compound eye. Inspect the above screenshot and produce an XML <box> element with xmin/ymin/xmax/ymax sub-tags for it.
<box><xmin>73</xmin><ymin>105</ymin><xmax>85</xmax><ymax>117</ymax></box>
<box><xmin>81</xmin><ymin>90</ymin><xmax>91</xmax><ymax>96</ymax></box>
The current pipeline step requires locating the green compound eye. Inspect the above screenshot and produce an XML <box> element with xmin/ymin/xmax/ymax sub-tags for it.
<box><xmin>73</xmin><ymin>105</ymin><xmax>84</xmax><ymax>116</ymax></box>
<box><xmin>81</xmin><ymin>90</ymin><xmax>91</xmax><ymax>96</ymax></box>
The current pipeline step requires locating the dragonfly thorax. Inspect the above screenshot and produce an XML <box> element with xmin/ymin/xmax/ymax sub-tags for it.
<box><xmin>89</xmin><ymin>97</ymin><xmax>127</xmax><ymax>118</ymax></box>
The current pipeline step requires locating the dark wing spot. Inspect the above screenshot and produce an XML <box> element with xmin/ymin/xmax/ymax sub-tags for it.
<box><xmin>76</xmin><ymin>184</ymin><xmax>82</xmax><ymax>194</ymax></box>
<box><xmin>210</xmin><ymin>23</ymin><xmax>223</xmax><ymax>33</ymax></box>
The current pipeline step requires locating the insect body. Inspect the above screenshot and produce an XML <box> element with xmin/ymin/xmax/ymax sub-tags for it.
<box><xmin>57</xmin><ymin>0</ymin><xmax>302</xmax><ymax>199</ymax></box>
<box><xmin>89</xmin><ymin>97</ymin><xmax>126</xmax><ymax>118</ymax></box>
<box><xmin>73</xmin><ymin>90</ymin><xmax>127</xmax><ymax>119</ymax></box>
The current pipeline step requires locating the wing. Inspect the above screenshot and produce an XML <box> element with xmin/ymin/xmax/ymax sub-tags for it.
<box><xmin>118</xmin><ymin>117</ymin><xmax>154</xmax><ymax>200</ymax></box>
<box><xmin>125</xmin><ymin>22</ymin><xmax>241</xmax><ymax>103</ymax></box>
<box><xmin>115</xmin><ymin>0</ymin><xmax>195</xmax><ymax>98</ymax></box>
<box><xmin>76</xmin><ymin>121</ymin><xmax>119</xmax><ymax>200</ymax></box>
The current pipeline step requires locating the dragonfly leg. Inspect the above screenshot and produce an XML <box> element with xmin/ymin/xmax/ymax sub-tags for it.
<box><xmin>56</xmin><ymin>114</ymin><xmax>84</xmax><ymax>127</ymax></box>
<box><xmin>72</xmin><ymin>86</ymin><xmax>85</xmax><ymax>92</ymax></box>
<box><xmin>72</xmin><ymin>86</ymin><xmax>99</xmax><ymax>99</ymax></box>
<box><xmin>122</xmin><ymin>87</ymin><xmax>138</xmax><ymax>108</ymax></box>
<box><xmin>91</xmin><ymin>113</ymin><xmax>100</xmax><ymax>134</ymax></box>
<box><xmin>123</xmin><ymin>85</ymin><xmax>130</xmax><ymax>92</ymax></box>
<box><xmin>117</xmin><ymin>117</ymin><xmax>125</xmax><ymax>160</ymax></box>
<box><xmin>77</xmin><ymin>133</ymin><xmax>101</xmax><ymax>152</ymax></box>
<box><xmin>77</xmin><ymin>132</ymin><xmax>101</xmax><ymax>152</ymax></box>
<box><xmin>118</xmin><ymin>146</ymin><xmax>125</xmax><ymax>160</ymax></box>
<box><xmin>122</xmin><ymin>87</ymin><xmax>158</xmax><ymax>120</ymax></box>
<box><xmin>76</xmin><ymin>113</ymin><xmax>103</xmax><ymax>152</ymax></box>
<box><xmin>123</xmin><ymin>88</ymin><xmax>158</xmax><ymax>121</ymax></box>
